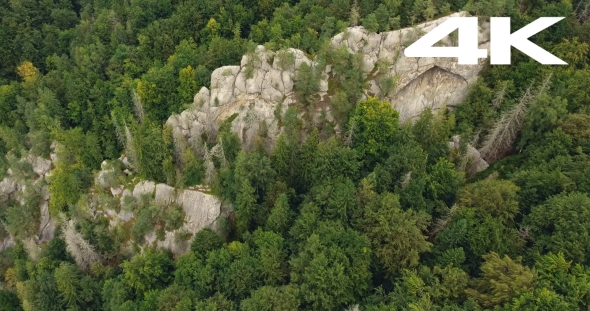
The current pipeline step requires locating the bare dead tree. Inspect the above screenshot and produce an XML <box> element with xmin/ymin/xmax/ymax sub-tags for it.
<box><xmin>346</xmin><ymin>305</ymin><xmax>361</xmax><ymax>311</ymax></box>
<box><xmin>430</xmin><ymin>204</ymin><xmax>461</xmax><ymax>237</ymax></box>
<box><xmin>216</xmin><ymin>138</ymin><xmax>228</xmax><ymax>167</ymax></box>
<box><xmin>479</xmin><ymin>74</ymin><xmax>552</xmax><ymax>162</ymax></box>
<box><xmin>132</xmin><ymin>90</ymin><xmax>145</xmax><ymax>124</ymax></box>
<box><xmin>23</xmin><ymin>238</ymin><xmax>41</xmax><ymax>263</ymax></box>
<box><xmin>401</xmin><ymin>171</ymin><xmax>412</xmax><ymax>188</ymax></box>
<box><xmin>203</xmin><ymin>143</ymin><xmax>216</xmax><ymax>184</ymax></box>
<box><xmin>575</xmin><ymin>0</ymin><xmax>590</xmax><ymax>23</ymax></box>
<box><xmin>123</xmin><ymin>122</ymin><xmax>137</xmax><ymax>170</ymax></box>
<box><xmin>491</xmin><ymin>83</ymin><xmax>508</xmax><ymax>109</ymax></box>
<box><xmin>172</xmin><ymin>130</ymin><xmax>188</xmax><ymax>168</ymax></box>
<box><xmin>470</xmin><ymin>129</ymin><xmax>481</xmax><ymax>147</ymax></box>
<box><xmin>517</xmin><ymin>226</ymin><xmax>531</xmax><ymax>240</ymax></box>
<box><xmin>111</xmin><ymin>110</ymin><xmax>137</xmax><ymax>170</ymax></box>
<box><xmin>111</xmin><ymin>111</ymin><xmax>124</xmax><ymax>147</ymax></box>
<box><xmin>343</xmin><ymin>118</ymin><xmax>356</xmax><ymax>147</ymax></box>
<box><xmin>63</xmin><ymin>219</ymin><xmax>103</xmax><ymax>271</ymax></box>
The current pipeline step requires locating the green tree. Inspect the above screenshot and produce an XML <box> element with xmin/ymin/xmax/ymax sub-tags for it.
<box><xmin>425</xmin><ymin>157</ymin><xmax>464</xmax><ymax>204</ymax></box>
<box><xmin>363</xmin><ymin>192</ymin><xmax>432</xmax><ymax>275</ymax></box>
<box><xmin>265</xmin><ymin>193</ymin><xmax>293</xmax><ymax>236</ymax></box>
<box><xmin>240</xmin><ymin>285</ymin><xmax>300</xmax><ymax>311</ymax></box>
<box><xmin>351</xmin><ymin>97</ymin><xmax>399</xmax><ymax>167</ymax></box>
<box><xmin>0</xmin><ymin>289</ymin><xmax>23</xmax><ymax>311</ymax></box>
<box><xmin>455</xmin><ymin>178</ymin><xmax>520</xmax><ymax>221</ymax></box>
<box><xmin>132</xmin><ymin>121</ymin><xmax>170</xmax><ymax>182</ymax></box>
<box><xmin>177</xmin><ymin>65</ymin><xmax>199</xmax><ymax>105</ymax></box>
<box><xmin>181</xmin><ymin>147</ymin><xmax>204</xmax><ymax>187</ymax></box>
<box><xmin>527</xmin><ymin>192</ymin><xmax>590</xmax><ymax>265</ymax></box>
<box><xmin>194</xmin><ymin>293</ymin><xmax>236</xmax><ymax>311</ymax></box>
<box><xmin>294</xmin><ymin>62</ymin><xmax>320</xmax><ymax>106</ymax></box>
<box><xmin>253</xmin><ymin>230</ymin><xmax>288</xmax><ymax>285</ymax></box>
<box><xmin>234</xmin><ymin>178</ymin><xmax>258</xmax><ymax>235</ymax></box>
<box><xmin>122</xmin><ymin>250</ymin><xmax>174</xmax><ymax>297</ymax></box>
<box><xmin>173</xmin><ymin>251</ymin><xmax>215</xmax><ymax>299</ymax></box>
<box><xmin>53</xmin><ymin>263</ymin><xmax>84</xmax><ymax>309</ymax></box>
<box><xmin>189</xmin><ymin>228</ymin><xmax>223</xmax><ymax>259</ymax></box>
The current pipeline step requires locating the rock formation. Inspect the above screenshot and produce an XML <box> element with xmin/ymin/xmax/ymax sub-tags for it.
<box><xmin>167</xmin><ymin>11</ymin><xmax>490</xmax><ymax>153</ymax></box>
<box><xmin>0</xmin><ymin>152</ymin><xmax>55</xmax><ymax>252</ymax></box>
<box><xmin>98</xmin><ymin>160</ymin><xmax>224</xmax><ymax>256</ymax></box>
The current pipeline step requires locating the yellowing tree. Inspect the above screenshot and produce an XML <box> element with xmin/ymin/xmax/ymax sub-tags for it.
<box><xmin>178</xmin><ymin>65</ymin><xmax>199</xmax><ymax>104</ymax></box>
<box><xmin>465</xmin><ymin>252</ymin><xmax>535</xmax><ymax>307</ymax></box>
<box><xmin>17</xmin><ymin>61</ymin><xmax>39</xmax><ymax>83</ymax></box>
<box><xmin>206</xmin><ymin>18</ymin><xmax>220</xmax><ymax>36</ymax></box>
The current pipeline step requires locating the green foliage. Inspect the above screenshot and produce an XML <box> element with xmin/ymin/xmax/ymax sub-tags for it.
<box><xmin>265</xmin><ymin>193</ymin><xmax>293</xmax><ymax>236</ymax></box>
<box><xmin>465</xmin><ymin>252</ymin><xmax>535</xmax><ymax>308</ymax></box>
<box><xmin>181</xmin><ymin>147</ymin><xmax>204</xmax><ymax>187</ymax></box>
<box><xmin>132</xmin><ymin>121</ymin><xmax>170</xmax><ymax>183</ymax></box>
<box><xmin>0</xmin><ymin>289</ymin><xmax>22</xmax><ymax>311</ymax></box>
<box><xmin>122</xmin><ymin>250</ymin><xmax>174</xmax><ymax>297</ymax></box>
<box><xmin>527</xmin><ymin>192</ymin><xmax>590</xmax><ymax>265</ymax></box>
<box><xmin>425</xmin><ymin>157</ymin><xmax>464</xmax><ymax>204</ymax></box>
<box><xmin>165</xmin><ymin>203</ymin><xmax>185</xmax><ymax>231</ymax></box>
<box><xmin>363</xmin><ymin>191</ymin><xmax>432</xmax><ymax>275</ymax></box>
<box><xmin>173</xmin><ymin>251</ymin><xmax>215</xmax><ymax>299</ymax></box>
<box><xmin>290</xmin><ymin>222</ymin><xmax>372</xmax><ymax>311</ymax></box>
<box><xmin>352</xmin><ymin>97</ymin><xmax>399</xmax><ymax>167</ymax></box>
<box><xmin>3</xmin><ymin>182</ymin><xmax>42</xmax><ymax>240</ymax></box>
<box><xmin>362</xmin><ymin>14</ymin><xmax>380</xmax><ymax>32</ymax></box>
<box><xmin>456</xmin><ymin>179</ymin><xmax>520</xmax><ymax>222</ymax></box>
<box><xmin>189</xmin><ymin>228</ymin><xmax>223</xmax><ymax>259</ymax></box>
<box><xmin>294</xmin><ymin>62</ymin><xmax>321</xmax><ymax>106</ymax></box>
<box><xmin>240</xmin><ymin>285</ymin><xmax>300</xmax><ymax>311</ymax></box>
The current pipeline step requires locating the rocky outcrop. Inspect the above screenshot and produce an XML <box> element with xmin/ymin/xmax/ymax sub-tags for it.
<box><xmin>167</xmin><ymin>12</ymin><xmax>489</xmax><ymax>151</ymax></box>
<box><xmin>0</xmin><ymin>152</ymin><xmax>55</xmax><ymax>251</ymax></box>
<box><xmin>95</xmin><ymin>160</ymin><xmax>223</xmax><ymax>255</ymax></box>
<box><xmin>167</xmin><ymin>46</ymin><xmax>326</xmax><ymax>149</ymax></box>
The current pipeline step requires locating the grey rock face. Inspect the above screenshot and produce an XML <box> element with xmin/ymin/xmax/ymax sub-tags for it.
<box><xmin>0</xmin><ymin>177</ymin><xmax>16</xmax><ymax>202</ymax></box>
<box><xmin>155</xmin><ymin>183</ymin><xmax>175</xmax><ymax>205</ymax></box>
<box><xmin>132</xmin><ymin>181</ymin><xmax>156</xmax><ymax>199</ymax></box>
<box><xmin>176</xmin><ymin>189</ymin><xmax>222</xmax><ymax>234</ymax></box>
<box><xmin>167</xmin><ymin>45</ymin><xmax>324</xmax><ymax>150</ymax></box>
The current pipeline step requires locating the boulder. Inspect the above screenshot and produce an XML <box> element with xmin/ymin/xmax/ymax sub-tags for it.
<box><xmin>29</xmin><ymin>155</ymin><xmax>52</xmax><ymax>177</ymax></box>
<box><xmin>0</xmin><ymin>177</ymin><xmax>16</xmax><ymax>202</ymax></box>
<box><xmin>176</xmin><ymin>190</ymin><xmax>222</xmax><ymax>235</ymax></box>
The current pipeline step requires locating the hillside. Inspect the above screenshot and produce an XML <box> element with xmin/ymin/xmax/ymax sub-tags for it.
<box><xmin>0</xmin><ymin>0</ymin><xmax>590</xmax><ymax>310</ymax></box>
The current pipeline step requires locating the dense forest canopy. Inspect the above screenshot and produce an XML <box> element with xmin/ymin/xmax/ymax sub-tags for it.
<box><xmin>0</xmin><ymin>0</ymin><xmax>590</xmax><ymax>310</ymax></box>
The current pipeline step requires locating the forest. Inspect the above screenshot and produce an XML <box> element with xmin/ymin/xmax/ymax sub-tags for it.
<box><xmin>1</xmin><ymin>0</ymin><xmax>590</xmax><ymax>310</ymax></box>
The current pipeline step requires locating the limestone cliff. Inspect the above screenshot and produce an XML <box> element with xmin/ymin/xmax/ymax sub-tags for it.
<box><xmin>167</xmin><ymin>11</ymin><xmax>490</xmax><ymax>151</ymax></box>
